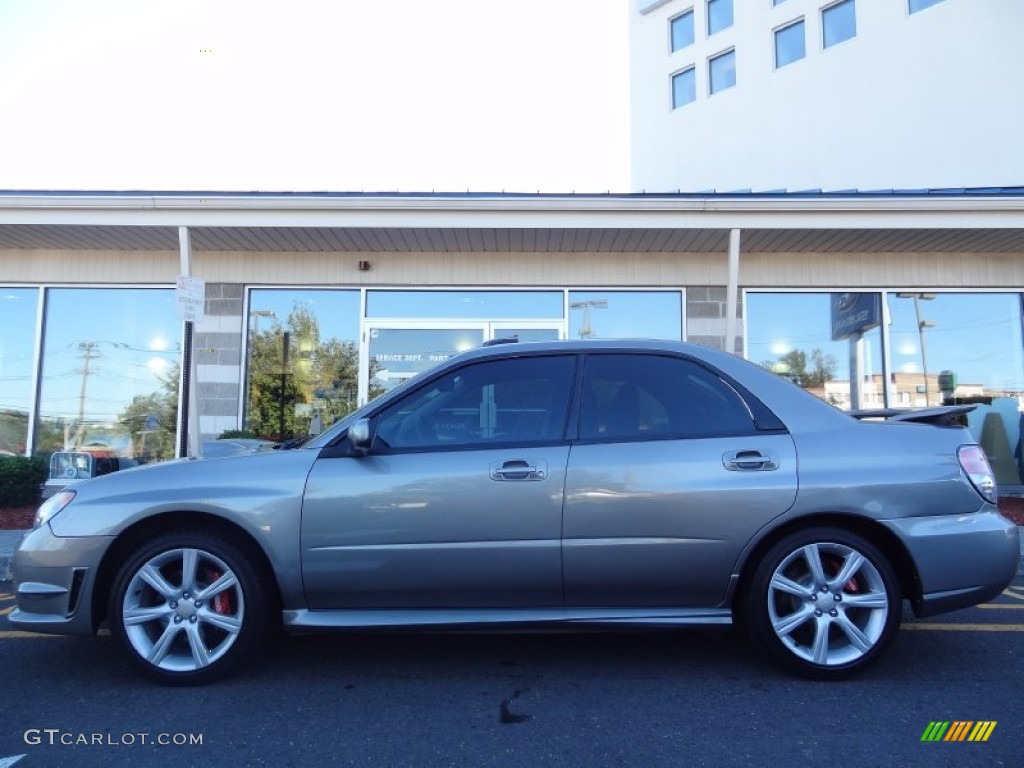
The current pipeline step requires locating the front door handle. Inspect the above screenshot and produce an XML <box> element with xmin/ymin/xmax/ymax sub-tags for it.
<box><xmin>489</xmin><ymin>459</ymin><xmax>547</xmax><ymax>481</ymax></box>
<box><xmin>723</xmin><ymin>450</ymin><xmax>778</xmax><ymax>471</ymax></box>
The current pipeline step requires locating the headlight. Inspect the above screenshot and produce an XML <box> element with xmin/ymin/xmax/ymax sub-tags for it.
<box><xmin>34</xmin><ymin>490</ymin><xmax>77</xmax><ymax>529</ymax></box>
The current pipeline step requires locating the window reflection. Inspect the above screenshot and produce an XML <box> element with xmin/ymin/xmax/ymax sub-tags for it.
<box><xmin>746</xmin><ymin>292</ymin><xmax>885</xmax><ymax>410</ymax></box>
<box><xmin>0</xmin><ymin>288</ymin><xmax>39</xmax><ymax>455</ymax></box>
<box><xmin>888</xmin><ymin>292</ymin><xmax>1024</xmax><ymax>484</ymax></box>
<box><xmin>568</xmin><ymin>292</ymin><xmax>682</xmax><ymax>340</ymax></box>
<box><xmin>34</xmin><ymin>288</ymin><xmax>180</xmax><ymax>470</ymax></box>
<box><xmin>245</xmin><ymin>290</ymin><xmax>361</xmax><ymax>440</ymax></box>
<box><xmin>366</xmin><ymin>290</ymin><xmax>563</xmax><ymax>319</ymax></box>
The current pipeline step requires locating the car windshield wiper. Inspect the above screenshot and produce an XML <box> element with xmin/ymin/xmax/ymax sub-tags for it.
<box><xmin>273</xmin><ymin>435</ymin><xmax>313</xmax><ymax>450</ymax></box>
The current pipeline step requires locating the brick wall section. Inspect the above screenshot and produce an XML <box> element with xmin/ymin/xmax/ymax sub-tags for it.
<box><xmin>194</xmin><ymin>283</ymin><xmax>244</xmax><ymax>440</ymax></box>
<box><xmin>685</xmin><ymin>286</ymin><xmax>743</xmax><ymax>352</ymax></box>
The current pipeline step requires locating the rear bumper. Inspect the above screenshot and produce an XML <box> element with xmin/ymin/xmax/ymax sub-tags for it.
<box><xmin>882</xmin><ymin>507</ymin><xmax>1019</xmax><ymax>618</ymax></box>
<box><xmin>8</xmin><ymin>523</ymin><xmax>112</xmax><ymax>635</ymax></box>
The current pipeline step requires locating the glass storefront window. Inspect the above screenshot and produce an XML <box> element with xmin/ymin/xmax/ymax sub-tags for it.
<box><xmin>34</xmin><ymin>288</ymin><xmax>180</xmax><ymax>471</ymax></box>
<box><xmin>745</xmin><ymin>292</ymin><xmax>885</xmax><ymax>410</ymax></box>
<box><xmin>245</xmin><ymin>289</ymin><xmax>361</xmax><ymax>440</ymax></box>
<box><xmin>366</xmin><ymin>290</ymin><xmax>563</xmax><ymax>319</ymax></box>
<box><xmin>568</xmin><ymin>291</ymin><xmax>683</xmax><ymax>340</ymax></box>
<box><xmin>888</xmin><ymin>292</ymin><xmax>1024</xmax><ymax>485</ymax></box>
<box><xmin>0</xmin><ymin>288</ymin><xmax>39</xmax><ymax>455</ymax></box>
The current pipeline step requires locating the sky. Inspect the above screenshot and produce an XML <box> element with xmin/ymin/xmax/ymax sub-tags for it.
<box><xmin>0</xmin><ymin>0</ymin><xmax>631</xmax><ymax>193</ymax></box>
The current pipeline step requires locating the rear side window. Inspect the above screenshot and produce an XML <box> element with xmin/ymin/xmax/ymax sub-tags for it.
<box><xmin>579</xmin><ymin>354</ymin><xmax>755</xmax><ymax>441</ymax></box>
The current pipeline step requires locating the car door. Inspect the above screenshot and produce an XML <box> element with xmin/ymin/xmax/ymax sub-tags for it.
<box><xmin>302</xmin><ymin>354</ymin><xmax>577</xmax><ymax>609</ymax></box>
<box><xmin>563</xmin><ymin>353</ymin><xmax>798</xmax><ymax>608</ymax></box>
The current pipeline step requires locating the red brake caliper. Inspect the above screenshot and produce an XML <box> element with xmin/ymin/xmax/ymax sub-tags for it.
<box><xmin>209</xmin><ymin>570</ymin><xmax>232</xmax><ymax>614</ymax></box>
<box><xmin>825</xmin><ymin>556</ymin><xmax>860</xmax><ymax>593</ymax></box>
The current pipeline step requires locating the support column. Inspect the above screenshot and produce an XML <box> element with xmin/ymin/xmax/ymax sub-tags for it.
<box><xmin>724</xmin><ymin>228</ymin><xmax>741</xmax><ymax>356</ymax></box>
<box><xmin>177</xmin><ymin>226</ymin><xmax>202</xmax><ymax>458</ymax></box>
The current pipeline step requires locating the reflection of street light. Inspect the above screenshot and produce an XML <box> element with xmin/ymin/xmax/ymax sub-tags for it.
<box><xmin>249</xmin><ymin>309</ymin><xmax>276</xmax><ymax>336</ymax></box>
<box><xmin>897</xmin><ymin>293</ymin><xmax>936</xmax><ymax>404</ymax></box>
<box><xmin>570</xmin><ymin>299</ymin><xmax>608</xmax><ymax>338</ymax></box>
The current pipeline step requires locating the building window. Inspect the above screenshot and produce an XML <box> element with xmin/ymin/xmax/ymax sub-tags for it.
<box><xmin>745</xmin><ymin>292</ymin><xmax>884</xmax><ymax>412</ymax></box>
<box><xmin>774</xmin><ymin>19</ymin><xmax>806</xmax><ymax>68</ymax></box>
<box><xmin>0</xmin><ymin>288</ymin><xmax>39</xmax><ymax>455</ymax></box>
<box><xmin>707</xmin><ymin>0</ymin><xmax>733</xmax><ymax>35</ymax></box>
<box><xmin>670</xmin><ymin>10</ymin><xmax>695</xmax><ymax>51</ymax></box>
<box><xmin>822</xmin><ymin>0</ymin><xmax>856</xmax><ymax>48</ymax></box>
<box><xmin>34</xmin><ymin>288</ymin><xmax>180</xmax><ymax>466</ymax></box>
<box><xmin>568</xmin><ymin>291</ymin><xmax>683</xmax><ymax>340</ymax></box>
<box><xmin>709</xmin><ymin>49</ymin><xmax>736</xmax><ymax>95</ymax></box>
<box><xmin>672</xmin><ymin>67</ymin><xmax>697</xmax><ymax>108</ymax></box>
<box><xmin>908</xmin><ymin>0</ymin><xmax>944</xmax><ymax>12</ymax></box>
<box><xmin>245</xmin><ymin>289</ymin><xmax>361</xmax><ymax>440</ymax></box>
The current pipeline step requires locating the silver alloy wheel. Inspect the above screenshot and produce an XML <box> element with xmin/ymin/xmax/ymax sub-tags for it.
<box><xmin>121</xmin><ymin>547</ymin><xmax>245</xmax><ymax>673</ymax></box>
<box><xmin>766</xmin><ymin>541</ymin><xmax>890</xmax><ymax>667</ymax></box>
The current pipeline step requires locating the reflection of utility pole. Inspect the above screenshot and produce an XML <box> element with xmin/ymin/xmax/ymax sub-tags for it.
<box><xmin>897</xmin><ymin>293</ymin><xmax>936</xmax><ymax>405</ymax></box>
<box><xmin>570</xmin><ymin>299</ymin><xmax>608</xmax><ymax>338</ymax></box>
<box><xmin>72</xmin><ymin>342</ymin><xmax>99</xmax><ymax>448</ymax></box>
<box><xmin>278</xmin><ymin>331</ymin><xmax>290</xmax><ymax>441</ymax></box>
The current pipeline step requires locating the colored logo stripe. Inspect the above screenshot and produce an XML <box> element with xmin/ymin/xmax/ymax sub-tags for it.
<box><xmin>921</xmin><ymin>721</ymin><xmax>997</xmax><ymax>742</ymax></box>
<box><xmin>968</xmin><ymin>722</ymin><xmax>997</xmax><ymax>742</ymax></box>
<box><xmin>945</xmin><ymin>721</ymin><xmax>973</xmax><ymax>741</ymax></box>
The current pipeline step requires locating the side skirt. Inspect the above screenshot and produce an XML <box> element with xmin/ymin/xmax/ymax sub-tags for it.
<box><xmin>283</xmin><ymin>606</ymin><xmax>733</xmax><ymax>630</ymax></box>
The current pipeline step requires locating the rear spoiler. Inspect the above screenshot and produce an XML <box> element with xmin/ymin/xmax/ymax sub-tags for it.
<box><xmin>848</xmin><ymin>404</ymin><xmax>976</xmax><ymax>427</ymax></box>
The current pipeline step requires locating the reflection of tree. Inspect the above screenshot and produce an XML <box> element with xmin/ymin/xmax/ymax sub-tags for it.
<box><xmin>764</xmin><ymin>348</ymin><xmax>837</xmax><ymax>389</ymax></box>
<box><xmin>246</xmin><ymin>304</ymin><xmax>373</xmax><ymax>441</ymax></box>
<box><xmin>117</xmin><ymin>361</ymin><xmax>180</xmax><ymax>463</ymax></box>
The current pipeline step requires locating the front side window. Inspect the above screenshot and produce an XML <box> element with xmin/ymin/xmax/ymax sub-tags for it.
<box><xmin>775</xmin><ymin>19</ymin><xmax>806</xmax><ymax>68</ymax></box>
<box><xmin>375</xmin><ymin>356</ymin><xmax>575</xmax><ymax>450</ymax></box>
<box><xmin>672</xmin><ymin>67</ymin><xmax>697</xmax><ymax>109</ymax></box>
<box><xmin>707</xmin><ymin>0</ymin><xmax>734</xmax><ymax>35</ymax></box>
<box><xmin>822</xmin><ymin>0</ymin><xmax>856</xmax><ymax>48</ymax></box>
<box><xmin>671</xmin><ymin>10</ymin><xmax>695</xmax><ymax>51</ymax></box>
<box><xmin>709</xmin><ymin>49</ymin><xmax>736</xmax><ymax>94</ymax></box>
<box><xmin>909</xmin><ymin>0</ymin><xmax>944</xmax><ymax>12</ymax></box>
<box><xmin>579</xmin><ymin>354</ymin><xmax>755</xmax><ymax>442</ymax></box>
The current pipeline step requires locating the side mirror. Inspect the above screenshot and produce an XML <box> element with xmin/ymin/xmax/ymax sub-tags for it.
<box><xmin>348</xmin><ymin>418</ymin><xmax>372</xmax><ymax>456</ymax></box>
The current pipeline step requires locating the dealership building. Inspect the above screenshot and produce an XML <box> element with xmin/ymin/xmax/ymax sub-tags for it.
<box><xmin>1</xmin><ymin>0</ymin><xmax>1023</xmax><ymax>489</ymax></box>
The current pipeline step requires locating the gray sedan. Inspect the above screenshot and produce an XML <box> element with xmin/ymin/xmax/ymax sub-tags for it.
<box><xmin>10</xmin><ymin>340</ymin><xmax>1020</xmax><ymax>684</ymax></box>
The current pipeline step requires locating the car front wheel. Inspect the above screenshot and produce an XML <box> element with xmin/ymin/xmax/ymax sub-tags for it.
<box><xmin>743</xmin><ymin>527</ymin><xmax>901</xmax><ymax>680</ymax></box>
<box><xmin>108</xmin><ymin>529</ymin><xmax>268</xmax><ymax>685</ymax></box>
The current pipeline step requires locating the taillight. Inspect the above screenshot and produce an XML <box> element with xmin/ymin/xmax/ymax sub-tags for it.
<box><xmin>958</xmin><ymin>445</ymin><xmax>997</xmax><ymax>504</ymax></box>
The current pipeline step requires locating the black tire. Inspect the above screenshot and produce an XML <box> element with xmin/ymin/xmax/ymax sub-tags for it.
<box><xmin>742</xmin><ymin>527</ymin><xmax>901</xmax><ymax>680</ymax></box>
<box><xmin>108</xmin><ymin>528</ymin><xmax>269</xmax><ymax>685</ymax></box>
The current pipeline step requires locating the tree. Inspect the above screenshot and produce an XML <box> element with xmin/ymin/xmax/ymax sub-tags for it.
<box><xmin>765</xmin><ymin>348</ymin><xmax>837</xmax><ymax>389</ymax></box>
<box><xmin>245</xmin><ymin>303</ymin><xmax>374</xmax><ymax>440</ymax></box>
<box><xmin>117</xmin><ymin>361</ymin><xmax>180</xmax><ymax>462</ymax></box>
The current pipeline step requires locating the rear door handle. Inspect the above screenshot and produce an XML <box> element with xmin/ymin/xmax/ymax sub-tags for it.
<box><xmin>489</xmin><ymin>459</ymin><xmax>547</xmax><ymax>481</ymax></box>
<box><xmin>723</xmin><ymin>450</ymin><xmax>778</xmax><ymax>471</ymax></box>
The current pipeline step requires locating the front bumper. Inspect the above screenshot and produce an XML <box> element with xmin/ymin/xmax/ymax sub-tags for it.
<box><xmin>882</xmin><ymin>507</ymin><xmax>1019</xmax><ymax>618</ymax></box>
<box><xmin>8</xmin><ymin>523</ymin><xmax>114</xmax><ymax>635</ymax></box>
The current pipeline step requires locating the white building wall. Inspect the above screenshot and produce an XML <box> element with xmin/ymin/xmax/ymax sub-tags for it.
<box><xmin>630</xmin><ymin>0</ymin><xmax>1024</xmax><ymax>192</ymax></box>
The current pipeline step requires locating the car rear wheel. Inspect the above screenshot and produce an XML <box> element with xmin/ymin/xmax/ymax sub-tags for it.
<box><xmin>108</xmin><ymin>529</ymin><xmax>268</xmax><ymax>685</ymax></box>
<box><xmin>743</xmin><ymin>527</ymin><xmax>901</xmax><ymax>680</ymax></box>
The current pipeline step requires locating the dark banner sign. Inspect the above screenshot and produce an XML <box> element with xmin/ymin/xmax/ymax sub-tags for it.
<box><xmin>831</xmin><ymin>293</ymin><xmax>881</xmax><ymax>341</ymax></box>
